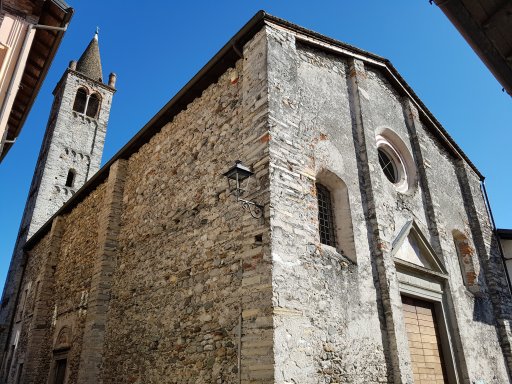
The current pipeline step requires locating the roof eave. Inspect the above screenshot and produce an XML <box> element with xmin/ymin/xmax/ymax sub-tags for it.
<box><xmin>0</xmin><ymin>1</ymin><xmax>73</xmax><ymax>162</ymax></box>
<box><xmin>434</xmin><ymin>0</ymin><xmax>512</xmax><ymax>97</ymax></box>
<box><xmin>498</xmin><ymin>229</ymin><xmax>512</xmax><ymax>240</ymax></box>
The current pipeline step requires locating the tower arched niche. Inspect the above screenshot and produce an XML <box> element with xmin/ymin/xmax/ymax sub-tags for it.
<box><xmin>86</xmin><ymin>92</ymin><xmax>101</xmax><ymax>118</ymax></box>
<box><xmin>315</xmin><ymin>169</ymin><xmax>357</xmax><ymax>262</ymax></box>
<box><xmin>72</xmin><ymin>87</ymin><xmax>88</xmax><ymax>114</ymax></box>
<box><xmin>65</xmin><ymin>169</ymin><xmax>76</xmax><ymax>188</ymax></box>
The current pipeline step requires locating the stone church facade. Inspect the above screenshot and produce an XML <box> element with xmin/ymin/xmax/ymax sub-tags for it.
<box><xmin>1</xmin><ymin>11</ymin><xmax>511</xmax><ymax>384</ymax></box>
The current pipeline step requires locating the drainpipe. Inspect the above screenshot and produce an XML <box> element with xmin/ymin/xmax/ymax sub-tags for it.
<box><xmin>480</xmin><ymin>180</ymin><xmax>512</xmax><ymax>294</ymax></box>
<box><xmin>33</xmin><ymin>24</ymin><xmax>68</xmax><ymax>32</ymax></box>
<box><xmin>238</xmin><ymin>303</ymin><xmax>242</xmax><ymax>384</ymax></box>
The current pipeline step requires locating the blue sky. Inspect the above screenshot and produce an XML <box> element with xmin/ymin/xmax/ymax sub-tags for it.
<box><xmin>0</xmin><ymin>1</ymin><xmax>510</xmax><ymax>289</ymax></box>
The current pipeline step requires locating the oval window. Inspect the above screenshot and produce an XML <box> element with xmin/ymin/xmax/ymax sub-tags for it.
<box><xmin>376</xmin><ymin>130</ymin><xmax>417</xmax><ymax>194</ymax></box>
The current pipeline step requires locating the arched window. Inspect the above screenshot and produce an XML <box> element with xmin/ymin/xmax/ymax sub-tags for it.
<box><xmin>86</xmin><ymin>93</ymin><xmax>100</xmax><ymax>118</ymax></box>
<box><xmin>65</xmin><ymin>169</ymin><xmax>75</xmax><ymax>188</ymax></box>
<box><xmin>315</xmin><ymin>170</ymin><xmax>357</xmax><ymax>262</ymax></box>
<box><xmin>72</xmin><ymin>88</ymin><xmax>87</xmax><ymax>113</ymax></box>
<box><xmin>316</xmin><ymin>183</ymin><xmax>336</xmax><ymax>247</ymax></box>
<box><xmin>453</xmin><ymin>230</ymin><xmax>480</xmax><ymax>294</ymax></box>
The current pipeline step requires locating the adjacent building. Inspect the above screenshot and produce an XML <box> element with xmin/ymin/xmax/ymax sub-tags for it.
<box><xmin>434</xmin><ymin>0</ymin><xmax>512</xmax><ymax>96</ymax></box>
<box><xmin>1</xmin><ymin>11</ymin><xmax>511</xmax><ymax>384</ymax></box>
<box><xmin>0</xmin><ymin>0</ymin><xmax>73</xmax><ymax>162</ymax></box>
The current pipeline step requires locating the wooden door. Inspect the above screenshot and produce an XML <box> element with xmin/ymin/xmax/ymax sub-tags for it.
<box><xmin>402</xmin><ymin>296</ymin><xmax>448</xmax><ymax>384</ymax></box>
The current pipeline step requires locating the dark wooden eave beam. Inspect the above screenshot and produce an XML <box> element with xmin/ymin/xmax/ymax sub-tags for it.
<box><xmin>434</xmin><ymin>0</ymin><xmax>512</xmax><ymax>96</ymax></box>
<box><xmin>482</xmin><ymin>1</ymin><xmax>512</xmax><ymax>30</ymax></box>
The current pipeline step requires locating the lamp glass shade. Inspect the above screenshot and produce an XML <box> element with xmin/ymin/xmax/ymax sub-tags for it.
<box><xmin>223</xmin><ymin>161</ymin><xmax>254</xmax><ymax>181</ymax></box>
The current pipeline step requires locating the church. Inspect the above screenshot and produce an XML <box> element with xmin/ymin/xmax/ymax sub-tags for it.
<box><xmin>0</xmin><ymin>11</ymin><xmax>511</xmax><ymax>384</ymax></box>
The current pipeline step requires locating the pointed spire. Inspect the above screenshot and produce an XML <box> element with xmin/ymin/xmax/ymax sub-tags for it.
<box><xmin>75</xmin><ymin>29</ymin><xmax>103</xmax><ymax>83</ymax></box>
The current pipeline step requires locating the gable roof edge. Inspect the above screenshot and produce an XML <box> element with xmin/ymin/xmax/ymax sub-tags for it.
<box><xmin>262</xmin><ymin>13</ymin><xmax>482</xmax><ymax>179</ymax></box>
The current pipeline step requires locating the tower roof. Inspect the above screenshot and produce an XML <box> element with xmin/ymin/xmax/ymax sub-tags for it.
<box><xmin>76</xmin><ymin>32</ymin><xmax>103</xmax><ymax>82</ymax></box>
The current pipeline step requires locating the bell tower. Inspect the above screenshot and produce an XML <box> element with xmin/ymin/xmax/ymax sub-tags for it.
<box><xmin>0</xmin><ymin>31</ymin><xmax>116</xmax><ymax>370</ymax></box>
<box><xmin>26</xmin><ymin>30</ymin><xmax>116</xmax><ymax>235</ymax></box>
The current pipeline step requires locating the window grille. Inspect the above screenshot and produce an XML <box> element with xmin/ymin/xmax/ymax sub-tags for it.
<box><xmin>316</xmin><ymin>183</ymin><xmax>336</xmax><ymax>247</ymax></box>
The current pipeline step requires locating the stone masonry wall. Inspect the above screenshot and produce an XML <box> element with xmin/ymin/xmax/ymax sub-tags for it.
<box><xmin>3</xmin><ymin>232</ymin><xmax>51</xmax><ymax>384</ymax></box>
<box><xmin>266</xmin><ymin>23</ymin><xmax>512</xmax><ymax>384</ymax></box>
<box><xmin>267</xmin><ymin>28</ymin><xmax>390</xmax><ymax>384</ymax></box>
<box><xmin>100</xmin><ymin>29</ymin><xmax>273</xmax><ymax>384</ymax></box>
<box><xmin>15</xmin><ymin>216</ymin><xmax>65</xmax><ymax>384</ymax></box>
<box><xmin>365</xmin><ymin>65</ymin><xmax>511</xmax><ymax>383</ymax></box>
<box><xmin>49</xmin><ymin>183</ymin><xmax>106</xmax><ymax>384</ymax></box>
<box><xmin>4</xmin><ymin>182</ymin><xmax>106</xmax><ymax>384</ymax></box>
<box><xmin>409</xmin><ymin>110</ymin><xmax>511</xmax><ymax>381</ymax></box>
<box><xmin>5</xmin><ymin>27</ymin><xmax>273</xmax><ymax>384</ymax></box>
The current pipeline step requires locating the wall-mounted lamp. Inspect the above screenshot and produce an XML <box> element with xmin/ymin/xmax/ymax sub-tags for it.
<box><xmin>223</xmin><ymin>160</ymin><xmax>263</xmax><ymax>219</ymax></box>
